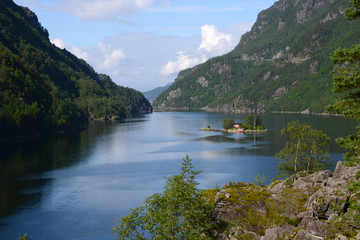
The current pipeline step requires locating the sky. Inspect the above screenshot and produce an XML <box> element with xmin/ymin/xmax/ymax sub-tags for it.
<box><xmin>14</xmin><ymin>0</ymin><xmax>276</xmax><ymax>92</ymax></box>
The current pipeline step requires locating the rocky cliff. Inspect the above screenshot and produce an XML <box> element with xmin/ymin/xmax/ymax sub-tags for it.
<box><xmin>213</xmin><ymin>161</ymin><xmax>360</xmax><ymax>239</ymax></box>
<box><xmin>154</xmin><ymin>0</ymin><xmax>360</xmax><ymax>114</ymax></box>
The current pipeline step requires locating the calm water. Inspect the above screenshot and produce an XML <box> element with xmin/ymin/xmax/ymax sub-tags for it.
<box><xmin>0</xmin><ymin>112</ymin><xmax>357</xmax><ymax>240</ymax></box>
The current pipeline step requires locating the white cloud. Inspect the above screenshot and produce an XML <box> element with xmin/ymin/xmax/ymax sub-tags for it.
<box><xmin>160</xmin><ymin>25</ymin><xmax>237</xmax><ymax>76</ymax></box>
<box><xmin>198</xmin><ymin>25</ymin><xmax>233</xmax><ymax>54</ymax></box>
<box><xmin>160</xmin><ymin>51</ymin><xmax>206</xmax><ymax>76</ymax></box>
<box><xmin>62</xmin><ymin>0</ymin><xmax>165</xmax><ymax>21</ymax></box>
<box><xmin>99</xmin><ymin>49</ymin><xmax>126</xmax><ymax>70</ymax></box>
<box><xmin>71</xmin><ymin>46</ymin><xmax>90</xmax><ymax>61</ymax></box>
<box><xmin>50</xmin><ymin>37</ymin><xmax>90</xmax><ymax>61</ymax></box>
<box><xmin>50</xmin><ymin>37</ymin><xmax>66</xmax><ymax>49</ymax></box>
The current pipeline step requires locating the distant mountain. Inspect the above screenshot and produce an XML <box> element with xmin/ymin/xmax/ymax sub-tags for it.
<box><xmin>0</xmin><ymin>0</ymin><xmax>152</xmax><ymax>138</ymax></box>
<box><xmin>154</xmin><ymin>0</ymin><xmax>360</xmax><ymax>114</ymax></box>
<box><xmin>143</xmin><ymin>82</ymin><xmax>172</xmax><ymax>104</ymax></box>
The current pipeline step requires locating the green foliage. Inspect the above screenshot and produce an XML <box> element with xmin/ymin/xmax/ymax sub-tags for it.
<box><xmin>325</xmin><ymin>4</ymin><xmax>360</xmax><ymax>238</ymax></box>
<box><xmin>335</xmin><ymin>126</ymin><xmax>360</xmax><ymax>164</ymax></box>
<box><xmin>113</xmin><ymin>155</ymin><xmax>219</xmax><ymax>239</ymax></box>
<box><xmin>280</xmin><ymin>216</ymin><xmax>301</xmax><ymax>227</ymax></box>
<box><xmin>345</xmin><ymin>0</ymin><xmax>360</xmax><ymax>20</ymax></box>
<box><xmin>252</xmin><ymin>173</ymin><xmax>266</xmax><ymax>187</ymax></box>
<box><xmin>244</xmin><ymin>114</ymin><xmax>263</xmax><ymax>130</ymax></box>
<box><xmin>17</xmin><ymin>234</ymin><xmax>31</xmax><ymax>240</ymax></box>
<box><xmin>0</xmin><ymin>1</ymin><xmax>151</xmax><ymax>137</ymax></box>
<box><xmin>275</xmin><ymin>121</ymin><xmax>330</xmax><ymax>179</ymax></box>
<box><xmin>326</xmin><ymin>179</ymin><xmax>360</xmax><ymax>239</ymax></box>
<box><xmin>327</xmin><ymin>1</ymin><xmax>360</xmax><ymax>165</ymax></box>
<box><xmin>222</xmin><ymin>118</ymin><xmax>234</xmax><ymax>130</ymax></box>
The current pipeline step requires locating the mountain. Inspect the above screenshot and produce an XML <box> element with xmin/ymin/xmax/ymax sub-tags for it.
<box><xmin>153</xmin><ymin>0</ymin><xmax>360</xmax><ymax>114</ymax></box>
<box><xmin>143</xmin><ymin>82</ymin><xmax>172</xmax><ymax>104</ymax></box>
<box><xmin>0</xmin><ymin>0</ymin><xmax>152</xmax><ymax>138</ymax></box>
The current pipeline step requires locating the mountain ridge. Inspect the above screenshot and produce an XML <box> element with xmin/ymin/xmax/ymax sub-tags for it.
<box><xmin>153</xmin><ymin>0</ymin><xmax>360</xmax><ymax>114</ymax></box>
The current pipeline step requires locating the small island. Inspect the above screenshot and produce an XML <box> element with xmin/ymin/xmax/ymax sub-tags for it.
<box><xmin>201</xmin><ymin>114</ymin><xmax>267</xmax><ymax>134</ymax></box>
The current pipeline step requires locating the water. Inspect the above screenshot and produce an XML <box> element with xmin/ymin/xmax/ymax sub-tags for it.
<box><xmin>0</xmin><ymin>112</ymin><xmax>357</xmax><ymax>240</ymax></box>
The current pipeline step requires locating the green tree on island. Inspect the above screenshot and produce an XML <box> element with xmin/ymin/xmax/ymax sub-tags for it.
<box><xmin>244</xmin><ymin>114</ymin><xmax>263</xmax><ymax>130</ymax></box>
<box><xmin>275</xmin><ymin>121</ymin><xmax>330</xmax><ymax>179</ymax></box>
<box><xmin>222</xmin><ymin>118</ymin><xmax>234</xmax><ymax>130</ymax></box>
<box><xmin>113</xmin><ymin>155</ymin><xmax>219</xmax><ymax>239</ymax></box>
<box><xmin>327</xmin><ymin>0</ymin><xmax>360</xmax><ymax>164</ymax></box>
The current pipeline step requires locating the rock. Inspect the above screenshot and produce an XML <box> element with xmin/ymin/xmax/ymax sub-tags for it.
<box><xmin>300</xmin><ymin>216</ymin><xmax>317</xmax><ymax>228</ymax></box>
<box><xmin>307</xmin><ymin>187</ymin><xmax>349</xmax><ymax>219</ymax></box>
<box><xmin>261</xmin><ymin>227</ymin><xmax>281</xmax><ymax>240</ymax></box>
<box><xmin>196</xmin><ymin>77</ymin><xmax>208</xmax><ymax>88</ymax></box>
<box><xmin>334</xmin><ymin>235</ymin><xmax>348</xmax><ymax>240</ymax></box>
<box><xmin>327</xmin><ymin>213</ymin><xmax>338</xmax><ymax>222</ymax></box>
<box><xmin>333</xmin><ymin>161</ymin><xmax>360</xmax><ymax>181</ymax></box>
<box><xmin>294</xmin><ymin>176</ymin><xmax>315</xmax><ymax>190</ymax></box>
<box><xmin>293</xmin><ymin>229</ymin><xmax>324</xmax><ymax>240</ymax></box>
<box><xmin>267</xmin><ymin>180</ymin><xmax>286</xmax><ymax>194</ymax></box>
<box><xmin>272</xmin><ymin>87</ymin><xmax>287</xmax><ymax>99</ymax></box>
<box><xmin>307</xmin><ymin>219</ymin><xmax>327</xmax><ymax>237</ymax></box>
<box><xmin>311</xmin><ymin>170</ymin><xmax>332</xmax><ymax>183</ymax></box>
<box><xmin>293</xmin><ymin>170</ymin><xmax>332</xmax><ymax>194</ymax></box>
<box><xmin>298</xmin><ymin>210</ymin><xmax>314</xmax><ymax>219</ymax></box>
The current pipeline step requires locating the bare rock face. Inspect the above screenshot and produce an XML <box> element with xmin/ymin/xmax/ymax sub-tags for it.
<box><xmin>272</xmin><ymin>87</ymin><xmax>287</xmax><ymax>99</ymax></box>
<box><xmin>196</xmin><ymin>77</ymin><xmax>208</xmax><ymax>88</ymax></box>
<box><xmin>297</xmin><ymin>0</ymin><xmax>328</xmax><ymax>24</ymax></box>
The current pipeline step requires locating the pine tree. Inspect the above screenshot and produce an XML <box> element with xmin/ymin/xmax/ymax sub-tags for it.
<box><xmin>328</xmin><ymin>0</ymin><xmax>360</xmax><ymax>164</ymax></box>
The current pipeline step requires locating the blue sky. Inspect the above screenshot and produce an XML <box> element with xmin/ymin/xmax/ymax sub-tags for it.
<box><xmin>14</xmin><ymin>0</ymin><xmax>276</xmax><ymax>91</ymax></box>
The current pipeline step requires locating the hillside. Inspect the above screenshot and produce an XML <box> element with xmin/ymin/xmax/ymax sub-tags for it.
<box><xmin>153</xmin><ymin>0</ymin><xmax>360</xmax><ymax>114</ymax></box>
<box><xmin>0</xmin><ymin>0</ymin><xmax>152</xmax><ymax>138</ymax></box>
<box><xmin>143</xmin><ymin>82</ymin><xmax>172</xmax><ymax>104</ymax></box>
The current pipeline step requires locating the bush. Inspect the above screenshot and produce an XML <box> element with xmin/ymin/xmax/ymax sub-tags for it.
<box><xmin>222</xmin><ymin>118</ymin><xmax>234</xmax><ymax>130</ymax></box>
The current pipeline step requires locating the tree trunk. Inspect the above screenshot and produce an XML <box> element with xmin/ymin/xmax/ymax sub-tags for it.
<box><xmin>294</xmin><ymin>139</ymin><xmax>300</xmax><ymax>173</ymax></box>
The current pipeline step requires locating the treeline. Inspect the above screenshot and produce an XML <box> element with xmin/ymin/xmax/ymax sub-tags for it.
<box><xmin>0</xmin><ymin>0</ymin><xmax>152</xmax><ymax>138</ymax></box>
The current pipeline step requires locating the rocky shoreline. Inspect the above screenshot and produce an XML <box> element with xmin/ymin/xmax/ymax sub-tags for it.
<box><xmin>213</xmin><ymin>161</ymin><xmax>360</xmax><ymax>239</ymax></box>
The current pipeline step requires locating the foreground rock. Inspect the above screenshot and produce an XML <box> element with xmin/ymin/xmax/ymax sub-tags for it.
<box><xmin>213</xmin><ymin>161</ymin><xmax>360</xmax><ymax>239</ymax></box>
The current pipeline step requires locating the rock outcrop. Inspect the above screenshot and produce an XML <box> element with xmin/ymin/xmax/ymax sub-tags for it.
<box><xmin>214</xmin><ymin>161</ymin><xmax>360</xmax><ymax>239</ymax></box>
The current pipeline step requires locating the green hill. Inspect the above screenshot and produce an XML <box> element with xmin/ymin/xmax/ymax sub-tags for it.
<box><xmin>143</xmin><ymin>82</ymin><xmax>172</xmax><ymax>104</ymax></box>
<box><xmin>153</xmin><ymin>0</ymin><xmax>360</xmax><ymax>114</ymax></box>
<box><xmin>0</xmin><ymin>0</ymin><xmax>152</xmax><ymax>138</ymax></box>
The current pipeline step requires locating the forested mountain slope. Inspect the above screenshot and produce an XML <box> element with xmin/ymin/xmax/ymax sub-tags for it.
<box><xmin>143</xmin><ymin>82</ymin><xmax>172</xmax><ymax>104</ymax></box>
<box><xmin>0</xmin><ymin>0</ymin><xmax>152</xmax><ymax>137</ymax></box>
<box><xmin>154</xmin><ymin>0</ymin><xmax>360</xmax><ymax>114</ymax></box>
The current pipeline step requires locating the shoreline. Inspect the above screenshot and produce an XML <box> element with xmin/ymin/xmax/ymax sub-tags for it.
<box><xmin>200</xmin><ymin>128</ymin><xmax>267</xmax><ymax>134</ymax></box>
<box><xmin>153</xmin><ymin>108</ymin><xmax>343</xmax><ymax>117</ymax></box>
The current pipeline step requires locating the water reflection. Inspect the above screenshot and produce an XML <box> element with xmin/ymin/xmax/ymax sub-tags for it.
<box><xmin>0</xmin><ymin>112</ymin><xmax>358</xmax><ymax>240</ymax></box>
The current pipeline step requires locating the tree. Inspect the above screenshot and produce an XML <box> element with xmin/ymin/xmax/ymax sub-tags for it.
<box><xmin>327</xmin><ymin>1</ymin><xmax>360</xmax><ymax>164</ymax></box>
<box><xmin>113</xmin><ymin>155</ymin><xmax>217</xmax><ymax>239</ymax></box>
<box><xmin>222</xmin><ymin>118</ymin><xmax>234</xmax><ymax>130</ymax></box>
<box><xmin>17</xmin><ymin>234</ymin><xmax>31</xmax><ymax>240</ymax></box>
<box><xmin>345</xmin><ymin>0</ymin><xmax>360</xmax><ymax>20</ymax></box>
<box><xmin>275</xmin><ymin>121</ymin><xmax>330</xmax><ymax>179</ymax></box>
<box><xmin>244</xmin><ymin>114</ymin><xmax>263</xmax><ymax>130</ymax></box>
